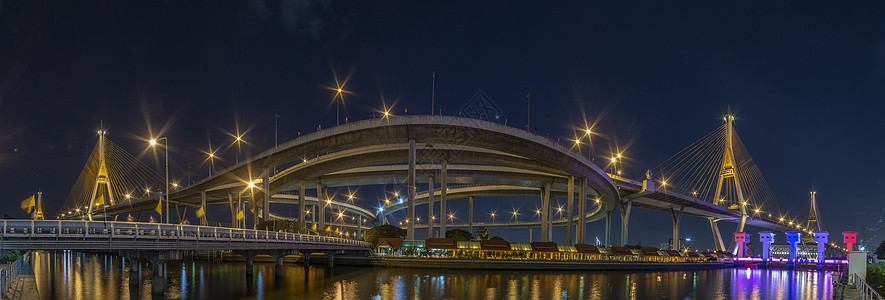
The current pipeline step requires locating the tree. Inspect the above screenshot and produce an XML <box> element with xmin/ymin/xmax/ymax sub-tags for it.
<box><xmin>446</xmin><ymin>229</ymin><xmax>473</xmax><ymax>241</ymax></box>
<box><xmin>363</xmin><ymin>224</ymin><xmax>406</xmax><ymax>246</ymax></box>
<box><xmin>875</xmin><ymin>239</ymin><xmax>885</xmax><ymax>259</ymax></box>
<box><xmin>490</xmin><ymin>236</ymin><xmax>504</xmax><ymax>241</ymax></box>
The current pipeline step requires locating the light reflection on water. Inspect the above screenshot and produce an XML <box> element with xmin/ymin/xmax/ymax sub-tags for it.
<box><xmin>30</xmin><ymin>251</ymin><xmax>833</xmax><ymax>299</ymax></box>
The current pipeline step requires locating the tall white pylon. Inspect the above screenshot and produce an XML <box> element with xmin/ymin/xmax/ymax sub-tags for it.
<box><xmin>806</xmin><ymin>186</ymin><xmax>823</xmax><ymax>232</ymax></box>
<box><xmin>86</xmin><ymin>128</ymin><xmax>116</xmax><ymax>221</ymax></box>
<box><xmin>711</xmin><ymin>107</ymin><xmax>748</xmax><ymax>252</ymax></box>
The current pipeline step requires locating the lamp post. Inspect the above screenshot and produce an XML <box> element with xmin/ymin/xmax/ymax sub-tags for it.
<box><xmin>235</xmin><ymin>134</ymin><xmax>243</xmax><ymax>164</ymax></box>
<box><xmin>208</xmin><ymin>152</ymin><xmax>215</xmax><ymax>176</ymax></box>
<box><xmin>149</xmin><ymin>137</ymin><xmax>169</xmax><ymax>223</ymax></box>
<box><xmin>583</xmin><ymin>128</ymin><xmax>593</xmax><ymax>161</ymax></box>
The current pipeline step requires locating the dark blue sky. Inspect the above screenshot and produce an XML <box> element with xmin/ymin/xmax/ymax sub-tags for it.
<box><xmin>1</xmin><ymin>1</ymin><xmax>884</xmax><ymax>250</ymax></box>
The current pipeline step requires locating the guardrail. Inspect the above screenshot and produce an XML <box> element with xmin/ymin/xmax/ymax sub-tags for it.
<box><xmin>0</xmin><ymin>252</ymin><xmax>28</xmax><ymax>299</ymax></box>
<box><xmin>0</xmin><ymin>220</ymin><xmax>370</xmax><ymax>251</ymax></box>
<box><xmin>855</xmin><ymin>273</ymin><xmax>885</xmax><ymax>300</ymax></box>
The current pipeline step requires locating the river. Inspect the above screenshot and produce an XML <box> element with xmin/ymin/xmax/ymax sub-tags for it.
<box><xmin>29</xmin><ymin>251</ymin><xmax>834</xmax><ymax>299</ymax></box>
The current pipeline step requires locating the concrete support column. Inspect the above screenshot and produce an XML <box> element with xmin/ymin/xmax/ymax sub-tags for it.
<box><xmin>327</xmin><ymin>253</ymin><xmax>334</xmax><ymax>268</ymax></box>
<box><xmin>246</xmin><ymin>254</ymin><xmax>254</xmax><ymax>276</ymax></box>
<box><xmin>299</xmin><ymin>181</ymin><xmax>306</xmax><ymax>230</ymax></box>
<box><xmin>604</xmin><ymin>205</ymin><xmax>611</xmax><ymax>246</ymax></box>
<box><xmin>200</xmin><ymin>191</ymin><xmax>207</xmax><ymax>226</ymax></box>
<box><xmin>709</xmin><ymin>218</ymin><xmax>726</xmax><ymax>252</ymax></box>
<box><xmin>440</xmin><ymin>160</ymin><xmax>447</xmax><ymax>238</ymax></box>
<box><xmin>312</xmin><ymin>205</ymin><xmax>318</xmax><ymax>229</ymax></box>
<box><xmin>407</xmin><ymin>139</ymin><xmax>416</xmax><ymax>241</ymax></box>
<box><xmin>543</xmin><ymin>182</ymin><xmax>551</xmax><ymax>242</ymax></box>
<box><xmin>566</xmin><ymin>176</ymin><xmax>574</xmax><ymax>246</ymax></box>
<box><xmin>262</xmin><ymin>170</ymin><xmax>270</xmax><ymax>221</ymax></box>
<box><xmin>670</xmin><ymin>206</ymin><xmax>684</xmax><ymax>250</ymax></box>
<box><xmin>151</xmin><ymin>261</ymin><xmax>164</xmax><ymax>294</ymax></box>
<box><xmin>468</xmin><ymin>196</ymin><xmax>474</xmax><ymax>234</ymax></box>
<box><xmin>128</xmin><ymin>259</ymin><xmax>140</xmax><ymax>285</ymax></box>
<box><xmin>317</xmin><ymin>184</ymin><xmax>325</xmax><ymax>233</ymax></box>
<box><xmin>229</xmin><ymin>194</ymin><xmax>237</xmax><ymax>228</ymax></box>
<box><xmin>427</xmin><ymin>176</ymin><xmax>434</xmax><ymax>239</ymax></box>
<box><xmin>275</xmin><ymin>255</ymin><xmax>284</xmax><ymax>277</ymax></box>
<box><xmin>322</xmin><ymin>186</ymin><xmax>329</xmax><ymax>231</ymax></box>
<box><xmin>357</xmin><ymin>215</ymin><xmax>363</xmax><ymax>239</ymax></box>
<box><xmin>578</xmin><ymin>178</ymin><xmax>586</xmax><ymax>244</ymax></box>
<box><xmin>303</xmin><ymin>253</ymin><xmax>311</xmax><ymax>267</ymax></box>
<box><xmin>620</xmin><ymin>199</ymin><xmax>632</xmax><ymax>246</ymax></box>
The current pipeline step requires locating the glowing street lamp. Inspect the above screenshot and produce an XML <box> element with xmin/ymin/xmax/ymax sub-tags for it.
<box><xmin>149</xmin><ymin>136</ymin><xmax>169</xmax><ymax>223</ymax></box>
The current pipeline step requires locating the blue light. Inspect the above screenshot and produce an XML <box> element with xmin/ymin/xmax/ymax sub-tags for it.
<box><xmin>378</xmin><ymin>207</ymin><xmax>384</xmax><ymax>212</ymax></box>
<box><xmin>686</xmin><ymin>238</ymin><xmax>692</xmax><ymax>242</ymax></box>
<box><xmin>399</xmin><ymin>197</ymin><xmax>404</xmax><ymax>203</ymax></box>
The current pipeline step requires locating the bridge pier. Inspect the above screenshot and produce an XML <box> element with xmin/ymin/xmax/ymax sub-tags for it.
<box><xmin>619</xmin><ymin>199</ymin><xmax>632</xmax><ymax>246</ymax></box>
<box><xmin>540</xmin><ymin>183</ymin><xmax>550</xmax><ymax>242</ymax></box>
<box><xmin>670</xmin><ymin>206</ymin><xmax>684</xmax><ymax>250</ymax></box>
<box><xmin>428</xmin><ymin>176</ymin><xmax>434</xmax><ymax>240</ymax></box>
<box><xmin>299</xmin><ymin>181</ymin><xmax>306</xmax><ymax>231</ymax></box>
<box><xmin>262</xmin><ymin>170</ymin><xmax>270</xmax><ymax>222</ymax></box>
<box><xmin>357</xmin><ymin>215</ymin><xmax>363</xmax><ymax>239</ymax></box>
<box><xmin>566</xmin><ymin>176</ymin><xmax>574</xmax><ymax>246</ymax></box>
<box><xmin>127</xmin><ymin>258</ymin><xmax>142</xmax><ymax>285</ymax></box>
<box><xmin>151</xmin><ymin>261</ymin><xmax>164</xmax><ymax>294</ymax></box>
<box><xmin>246</xmin><ymin>255</ymin><xmax>254</xmax><ymax>276</ymax></box>
<box><xmin>439</xmin><ymin>160</ymin><xmax>447</xmax><ymax>238</ymax></box>
<box><xmin>318</xmin><ymin>184</ymin><xmax>326</xmax><ymax>233</ymax></box>
<box><xmin>407</xmin><ymin>138</ymin><xmax>416</xmax><ymax>241</ymax></box>
<box><xmin>327</xmin><ymin>252</ymin><xmax>335</xmax><ymax>268</ymax></box>
<box><xmin>303</xmin><ymin>253</ymin><xmax>311</xmax><ymax>267</ymax></box>
<box><xmin>604</xmin><ymin>204</ymin><xmax>612</xmax><ymax>247</ymax></box>
<box><xmin>709</xmin><ymin>218</ymin><xmax>726</xmax><ymax>252</ymax></box>
<box><xmin>468</xmin><ymin>196</ymin><xmax>474</xmax><ymax>235</ymax></box>
<box><xmin>119</xmin><ymin>250</ymin><xmax>182</xmax><ymax>295</ymax></box>
<box><xmin>229</xmin><ymin>193</ymin><xmax>237</xmax><ymax>228</ymax></box>
<box><xmin>577</xmin><ymin>177</ymin><xmax>586</xmax><ymax>244</ymax></box>
<box><xmin>275</xmin><ymin>255</ymin><xmax>284</xmax><ymax>277</ymax></box>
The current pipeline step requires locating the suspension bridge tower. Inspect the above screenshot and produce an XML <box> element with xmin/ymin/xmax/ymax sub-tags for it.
<box><xmin>86</xmin><ymin>128</ymin><xmax>116</xmax><ymax>221</ymax></box>
<box><xmin>711</xmin><ymin>108</ymin><xmax>749</xmax><ymax>252</ymax></box>
<box><xmin>806</xmin><ymin>186</ymin><xmax>823</xmax><ymax>232</ymax></box>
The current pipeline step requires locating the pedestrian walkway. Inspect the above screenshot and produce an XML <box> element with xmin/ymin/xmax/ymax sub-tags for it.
<box><xmin>3</xmin><ymin>257</ymin><xmax>39</xmax><ymax>300</ymax></box>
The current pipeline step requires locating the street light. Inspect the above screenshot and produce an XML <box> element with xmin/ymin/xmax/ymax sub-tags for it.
<box><xmin>234</xmin><ymin>134</ymin><xmax>244</xmax><ymax>164</ymax></box>
<box><xmin>149</xmin><ymin>137</ymin><xmax>169</xmax><ymax>223</ymax></box>
<box><xmin>207</xmin><ymin>152</ymin><xmax>216</xmax><ymax>176</ymax></box>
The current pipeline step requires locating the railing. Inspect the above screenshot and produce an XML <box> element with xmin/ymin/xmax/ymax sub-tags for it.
<box><xmin>0</xmin><ymin>252</ymin><xmax>28</xmax><ymax>299</ymax></box>
<box><xmin>0</xmin><ymin>220</ymin><xmax>370</xmax><ymax>250</ymax></box>
<box><xmin>855</xmin><ymin>273</ymin><xmax>885</xmax><ymax>300</ymax></box>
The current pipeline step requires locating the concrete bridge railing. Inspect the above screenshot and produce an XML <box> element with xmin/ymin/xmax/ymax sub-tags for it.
<box><xmin>0</xmin><ymin>220</ymin><xmax>369</xmax><ymax>251</ymax></box>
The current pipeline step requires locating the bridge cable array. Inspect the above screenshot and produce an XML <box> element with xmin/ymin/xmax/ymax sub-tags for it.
<box><xmin>652</xmin><ymin>123</ymin><xmax>782</xmax><ymax>218</ymax></box>
<box><xmin>60</xmin><ymin>137</ymin><xmax>165</xmax><ymax>216</ymax></box>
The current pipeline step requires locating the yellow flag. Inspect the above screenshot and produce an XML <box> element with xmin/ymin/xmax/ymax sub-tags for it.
<box><xmin>236</xmin><ymin>209</ymin><xmax>245</xmax><ymax>220</ymax></box>
<box><xmin>196</xmin><ymin>206</ymin><xmax>205</xmax><ymax>218</ymax></box>
<box><xmin>20</xmin><ymin>195</ymin><xmax>35</xmax><ymax>212</ymax></box>
<box><xmin>155</xmin><ymin>200</ymin><xmax>163</xmax><ymax>215</ymax></box>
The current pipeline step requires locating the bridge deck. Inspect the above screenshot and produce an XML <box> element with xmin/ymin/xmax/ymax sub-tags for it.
<box><xmin>0</xmin><ymin>220</ymin><xmax>369</xmax><ymax>252</ymax></box>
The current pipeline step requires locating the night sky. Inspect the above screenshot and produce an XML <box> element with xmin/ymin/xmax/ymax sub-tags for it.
<box><xmin>1</xmin><ymin>1</ymin><xmax>884</xmax><ymax>251</ymax></box>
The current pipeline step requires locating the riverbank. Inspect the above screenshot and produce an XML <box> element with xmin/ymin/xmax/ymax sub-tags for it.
<box><xmin>1</xmin><ymin>253</ymin><xmax>39</xmax><ymax>300</ymax></box>
<box><xmin>178</xmin><ymin>252</ymin><xmax>734</xmax><ymax>271</ymax></box>
<box><xmin>373</xmin><ymin>256</ymin><xmax>735</xmax><ymax>271</ymax></box>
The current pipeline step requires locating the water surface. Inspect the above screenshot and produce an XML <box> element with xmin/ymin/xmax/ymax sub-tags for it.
<box><xmin>30</xmin><ymin>251</ymin><xmax>834</xmax><ymax>299</ymax></box>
